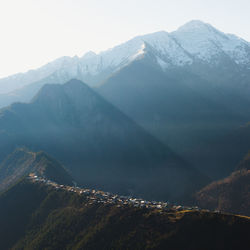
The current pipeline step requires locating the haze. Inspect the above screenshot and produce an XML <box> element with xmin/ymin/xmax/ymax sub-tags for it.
<box><xmin>0</xmin><ymin>0</ymin><xmax>249</xmax><ymax>78</ymax></box>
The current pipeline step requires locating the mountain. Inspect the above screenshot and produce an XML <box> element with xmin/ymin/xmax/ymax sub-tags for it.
<box><xmin>1</xmin><ymin>20</ymin><xmax>250</xmax><ymax>179</ymax></box>
<box><xmin>195</xmin><ymin>169</ymin><xmax>250</xmax><ymax>216</ymax></box>
<box><xmin>0</xmin><ymin>148</ymin><xmax>73</xmax><ymax>192</ymax></box>
<box><xmin>0</xmin><ymin>20</ymin><xmax>249</xmax><ymax>101</ymax></box>
<box><xmin>0</xmin><ymin>79</ymin><xmax>207</xmax><ymax>201</ymax></box>
<box><xmin>97</xmin><ymin>21</ymin><xmax>250</xmax><ymax>178</ymax></box>
<box><xmin>97</xmin><ymin>59</ymin><xmax>250</xmax><ymax>178</ymax></box>
<box><xmin>172</xmin><ymin>20</ymin><xmax>250</xmax><ymax>65</ymax></box>
<box><xmin>0</xmin><ymin>178</ymin><xmax>249</xmax><ymax>250</ymax></box>
<box><xmin>195</xmin><ymin>151</ymin><xmax>250</xmax><ymax>216</ymax></box>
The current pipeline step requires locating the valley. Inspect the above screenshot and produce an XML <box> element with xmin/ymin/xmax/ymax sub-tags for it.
<box><xmin>0</xmin><ymin>17</ymin><xmax>250</xmax><ymax>249</ymax></box>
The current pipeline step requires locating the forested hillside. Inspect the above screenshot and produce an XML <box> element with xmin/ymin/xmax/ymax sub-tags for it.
<box><xmin>0</xmin><ymin>179</ymin><xmax>249</xmax><ymax>250</ymax></box>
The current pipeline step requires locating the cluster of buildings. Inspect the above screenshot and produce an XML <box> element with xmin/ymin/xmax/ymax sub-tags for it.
<box><xmin>28</xmin><ymin>174</ymin><xmax>201</xmax><ymax>212</ymax></box>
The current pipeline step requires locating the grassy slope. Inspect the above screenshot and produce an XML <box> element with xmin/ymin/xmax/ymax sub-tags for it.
<box><xmin>0</xmin><ymin>179</ymin><xmax>249</xmax><ymax>250</ymax></box>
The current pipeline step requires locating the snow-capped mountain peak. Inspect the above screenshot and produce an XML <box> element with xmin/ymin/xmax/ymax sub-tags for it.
<box><xmin>82</xmin><ymin>51</ymin><xmax>97</xmax><ymax>59</ymax></box>
<box><xmin>177</xmin><ymin>20</ymin><xmax>216</xmax><ymax>32</ymax></box>
<box><xmin>171</xmin><ymin>20</ymin><xmax>250</xmax><ymax>64</ymax></box>
<box><xmin>0</xmin><ymin>20</ymin><xmax>250</xmax><ymax>94</ymax></box>
<box><xmin>41</xmin><ymin>22</ymin><xmax>250</xmax><ymax>77</ymax></box>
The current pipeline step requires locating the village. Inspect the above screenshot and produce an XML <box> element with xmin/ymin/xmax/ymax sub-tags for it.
<box><xmin>28</xmin><ymin>174</ymin><xmax>204</xmax><ymax>212</ymax></box>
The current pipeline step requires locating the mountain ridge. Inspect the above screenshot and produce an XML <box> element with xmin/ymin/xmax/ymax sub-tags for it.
<box><xmin>0</xmin><ymin>79</ymin><xmax>207</xmax><ymax>201</ymax></box>
<box><xmin>0</xmin><ymin>148</ymin><xmax>73</xmax><ymax>192</ymax></box>
<box><xmin>195</xmin><ymin>150</ymin><xmax>250</xmax><ymax>216</ymax></box>
<box><xmin>0</xmin><ymin>20</ymin><xmax>249</xmax><ymax>97</ymax></box>
<box><xmin>0</xmin><ymin>178</ymin><xmax>249</xmax><ymax>250</ymax></box>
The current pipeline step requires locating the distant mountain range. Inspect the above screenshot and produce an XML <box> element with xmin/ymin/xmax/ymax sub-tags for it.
<box><xmin>1</xmin><ymin>20</ymin><xmax>250</xmax><ymax>248</ymax></box>
<box><xmin>0</xmin><ymin>20</ymin><xmax>250</xmax><ymax>180</ymax></box>
<box><xmin>0</xmin><ymin>79</ymin><xmax>207</xmax><ymax>201</ymax></box>
<box><xmin>0</xmin><ymin>20</ymin><xmax>250</xmax><ymax>95</ymax></box>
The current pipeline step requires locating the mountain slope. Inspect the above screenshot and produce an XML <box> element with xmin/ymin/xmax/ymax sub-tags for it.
<box><xmin>97</xmin><ymin>54</ymin><xmax>250</xmax><ymax>178</ymax></box>
<box><xmin>195</xmin><ymin>151</ymin><xmax>250</xmax><ymax>216</ymax></box>
<box><xmin>0</xmin><ymin>179</ymin><xmax>250</xmax><ymax>250</ymax></box>
<box><xmin>195</xmin><ymin>170</ymin><xmax>250</xmax><ymax>216</ymax></box>
<box><xmin>0</xmin><ymin>148</ymin><xmax>73</xmax><ymax>192</ymax></box>
<box><xmin>0</xmin><ymin>20</ymin><xmax>249</xmax><ymax>102</ymax></box>
<box><xmin>172</xmin><ymin>20</ymin><xmax>250</xmax><ymax>65</ymax></box>
<box><xmin>95</xmin><ymin>21</ymin><xmax>250</xmax><ymax>179</ymax></box>
<box><xmin>1</xmin><ymin>21</ymin><xmax>250</xmax><ymax>179</ymax></box>
<box><xmin>0</xmin><ymin>79</ymin><xmax>206</xmax><ymax>201</ymax></box>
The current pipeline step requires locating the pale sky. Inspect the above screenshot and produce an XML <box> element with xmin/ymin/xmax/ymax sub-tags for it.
<box><xmin>0</xmin><ymin>0</ymin><xmax>249</xmax><ymax>78</ymax></box>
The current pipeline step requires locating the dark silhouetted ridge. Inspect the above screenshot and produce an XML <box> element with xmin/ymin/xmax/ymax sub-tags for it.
<box><xmin>0</xmin><ymin>148</ymin><xmax>73</xmax><ymax>192</ymax></box>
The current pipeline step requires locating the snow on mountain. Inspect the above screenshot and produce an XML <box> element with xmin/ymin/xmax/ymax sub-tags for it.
<box><xmin>67</xmin><ymin>21</ymin><xmax>250</xmax><ymax>74</ymax></box>
<box><xmin>171</xmin><ymin>20</ymin><xmax>250</xmax><ymax>65</ymax></box>
<box><xmin>0</xmin><ymin>56</ymin><xmax>81</xmax><ymax>94</ymax></box>
<box><xmin>0</xmin><ymin>20</ymin><xmax>250</xmax><ymax>94</ymax></box>
<box><xmin>77</xmin><ymin>31</ymin><xmax>193</xmax><ymax>75</ymax></box>
<box><xmin>77</xmin><ymin>36</ymin><xmax>146</xmax><ymax>75</ymax></box>
<box><xmin>141</xmin><ymin>31</ymin><xmax>193</xmax><ymax>67</ymax></box>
